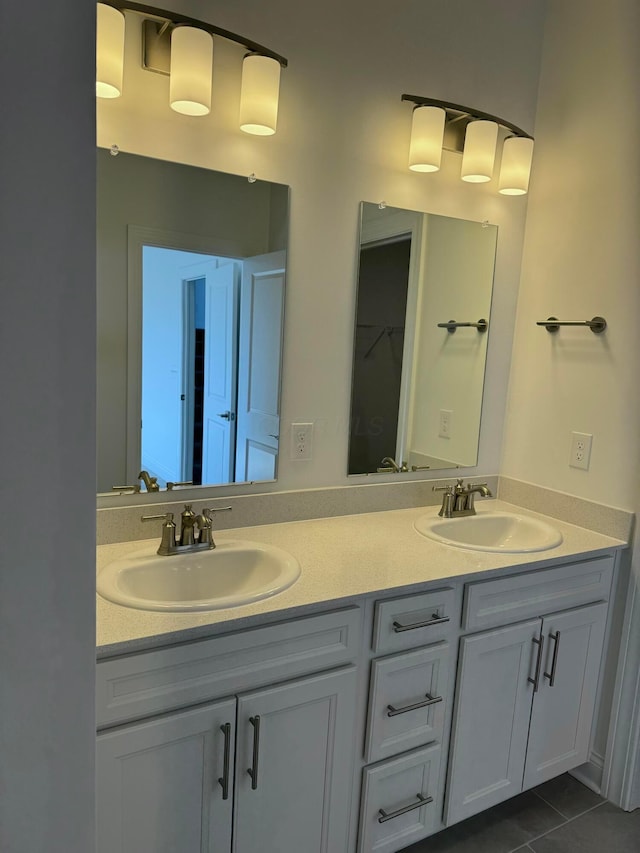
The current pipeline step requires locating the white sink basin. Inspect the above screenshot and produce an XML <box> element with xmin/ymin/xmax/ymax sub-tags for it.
<box><xmin>97</xmin><ymin>540</ymin><xmax>301</xmax><ymax>612</ymax></box>
<box><xmin>414</xmin><ymin>510</ymin><xmax>563</xmax><ymax>553</ymax></box>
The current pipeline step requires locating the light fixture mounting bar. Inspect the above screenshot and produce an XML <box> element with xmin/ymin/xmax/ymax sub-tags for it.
<box><xmin>103</xmin><ymin>0</ymin><xmax>288</xmax><ymax>66</ymax></box>
<box><xmin>401</xmin><ymin>94</ymin><xmax>532</xmax><ymax>148</ymax></box>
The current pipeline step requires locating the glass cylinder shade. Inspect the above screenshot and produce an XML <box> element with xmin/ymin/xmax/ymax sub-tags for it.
<box><xmin>170</xmin><ymin>27</ymin><xmax>213</xmax><ymax>116</ymax></box>
<box><xmin>461</xmin><ymin>120</ymin><xmax>498</xmax><ymax>182</ymax></box>
<box><xmin>499</xmin><ymin>136</ymin><xmax>534</xmax><ymax>195</ymax></box>
<box><xmin>408</xmin><ymin>106</ymin><xmax>446</xmax><ymax>172</ymax></box>
<box><xmin>239</xmin><ymin>55</ymin><xmax>281</xmax><ymax>135</ymax></box>
<box><xmin>96</xmin><ymin>3</ymin><xmax>125</xmax><ymax>98</ymax></box>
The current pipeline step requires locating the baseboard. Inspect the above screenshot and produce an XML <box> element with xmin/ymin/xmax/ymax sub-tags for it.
<box><xmin>570</xmin><ymin>751</ymin><xmax>605</xmax><ymax>795</ymax></box>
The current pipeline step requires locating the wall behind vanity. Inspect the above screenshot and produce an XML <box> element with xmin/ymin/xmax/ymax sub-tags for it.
<box><xmin>98</xmin><ymin>0</ymin><xmax>547</xmax><ymax>491</ymax></box>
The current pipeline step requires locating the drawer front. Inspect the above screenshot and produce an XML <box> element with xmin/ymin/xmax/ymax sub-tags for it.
<box><xmin>358</xmin><ymin>743</ymin><xmax>441</xmax><ymax>853</ymax></box>
<box><xmin>463</xmin><ymin>555</ymin><xmax>614</xmax><ymax>632</ymax></box>
<box><xmin>365</xmin><ymin>642</ymin><xmax>449</xmax><ymax>764</ymax></box>
<box><xmin>96</xmin><ymin>607</ymin><xmax>361</xmax><ymax>728</ymax></box>
<box><xmin>373</xmin><ymin>588</ymin><xmax>456</xmax><ymax>653</ymax></box>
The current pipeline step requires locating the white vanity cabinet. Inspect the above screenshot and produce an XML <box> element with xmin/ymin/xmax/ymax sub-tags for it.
<box><xmin>96</xmin><ymin>608</ymin><xmax>361</xmax><ymax>853</ymax></box>
<box><xmin>445</xmin><ymin>555</ymin><xmax>613</xmax><ymax>825</ymax></box>
<box><xmin>357</xmin><ymin>588</ymin><xmax>457</xmax><ymax>853</ymax></box>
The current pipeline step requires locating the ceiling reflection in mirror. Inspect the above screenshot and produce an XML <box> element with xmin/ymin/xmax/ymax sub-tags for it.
<box><xmin>97</xmin><ymin>148</ymin><xmax>289</xmax><ymax>495</ymax></box>
<box><xmin>348</xmin><ymin>203</ymin><xmax>497</xmax><ymax>476</ymax></box>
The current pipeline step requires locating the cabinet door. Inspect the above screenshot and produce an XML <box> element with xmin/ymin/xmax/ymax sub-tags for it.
<box><xmin>445</xmin><ymin>619</ymin><xmax>540</xmax><ymax>825</ymax></box>
<box><xmin>523</xmin><ymin>601</ymin><xmax>608</xmax><ymax>789</ymax></box>
<box><xmin>233</xmin><ymin>666</ymin><xmax>357</xmax><ymax>853</ymax></box>
<box><xmin>97</xmin><ymin>698</ymin><xmax>235</xmax><ymax>853</ymax></box>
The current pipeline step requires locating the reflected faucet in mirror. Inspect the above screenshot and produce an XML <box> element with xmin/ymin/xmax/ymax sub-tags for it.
<box><xmin>348</xmin><ymin>202</ymin><xmax>498</xmax><ymax>477</ymax></box>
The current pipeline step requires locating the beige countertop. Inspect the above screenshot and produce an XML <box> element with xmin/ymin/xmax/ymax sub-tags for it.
<box><xmin>96</xmin><ymin>500</ymin><xmax>626</xmax><ymax>658</ymax></box>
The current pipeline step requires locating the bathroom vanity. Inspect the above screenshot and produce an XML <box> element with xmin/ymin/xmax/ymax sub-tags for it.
<box><xmin>95</xmin><ymin>502</ymin><xmax>625</xmax><ymax>853</ymax></box>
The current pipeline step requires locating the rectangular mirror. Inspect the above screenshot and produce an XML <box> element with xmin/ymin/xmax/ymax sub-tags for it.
<box><xmin>97</xmin><ymin>148</ymin><xmax>289</xmax><ymax>495</ymax></box>
<box><xmin>348</xmin><ymin>202</ymin><xmax>497</xmax><ymax>475</ymax></box>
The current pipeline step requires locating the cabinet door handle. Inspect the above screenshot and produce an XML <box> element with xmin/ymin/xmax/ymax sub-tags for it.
<box><xmin>392</xmin><ymin>613</ymin><xmax>450</xmax><ymax>633</ymax></box>
<box><xmin>218</xmin><ymin>722</ymin><xmax>231</xmax><ymax>800</ymax></box>
<box><xmin>544</xmin><ymin>630</ymin><xmax>561</xmax><ymax>687</ymax></box>
<box><xmin>387</xmin><ymin>694</ymin><xmax>443</xmax><ymax>717</ymax></box>
<box><xmin>378</xmin><ymin>793</ymin><xmax>433</xmax><ymax>823</ymax></box>
<box><xmin>247</xmin><ymin>715</ymin><xmax>260</xmax><ymax>790</ymax></box>
<box><xmin>528</xmin><ymin>634</ymin><xmax>545</xmax><ymax>693</ymax></box>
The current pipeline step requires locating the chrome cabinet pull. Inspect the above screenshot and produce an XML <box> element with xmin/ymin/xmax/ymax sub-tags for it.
<box><xmin>247</xmin><ymin>715</ymin><xmax>260</xmax><ymax>790</ymax></box>
<box><xmin>387</xmin><ymin>694</ymin><xmax>443</xmax><ymax>717</ymax></box>
<box><xmin>528</xmin><ymin>635</ymin><xmax>545</xmax><ymax>693</ymax></box>
<box><xmin>378</xmin><ymin>793</ymin><xmax>433</xmax><ymax>824</ymax></box>
<box><xmin>392</xmin><ymin>613</ymin><xmax>450</xmax><ymax>633</ymax></box>
<box><xmin>218</xmin><ymin>723</ymin><xmax>231</xmax><ymax>800</ymax></box>
<box><xmin>544</xmin><ymin>631</ymin><xmax>561</xmax><ymax>687</ymax></box>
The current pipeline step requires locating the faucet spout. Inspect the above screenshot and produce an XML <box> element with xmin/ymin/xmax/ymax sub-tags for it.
<box><xmin>138</xmin><ymin>470</ymin><xmax>160</xmax><ymax>492</ymax></box>
<box><xmin>378</xmin><ymin>457</ymin><xmax>408</xmax><ymax>473</ymax></box>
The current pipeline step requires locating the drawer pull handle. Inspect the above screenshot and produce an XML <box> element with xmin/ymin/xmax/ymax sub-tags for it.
<box><xmin>544</xmin><ymin>630</ymin><xmax>561</xmax><ymax>687</ymax></box>
<box><xmin>247</xmin><ymin>715</ymin><xmax>260</xmax><ymax>790</ymax></box>
<box><xmin>387</xmin><ymin>693</ymin><xmax>443</xmax><ymax>717</ymax></box>
<box><xmin>528</xmin><ymin>634</ymin><xmax>545</xmax><ymax>693</ymax></box>
<box><xmin>218</xmin><ymin>722</ymin><xmax>231</xmax><ymax>800</ymax></box>
<box><xmin>392</xmin><ymin>613</ymin><xmax>450</xmax><ymax>633</ymax></box>
<box><xmin>378</xmin><ymin>793</ymin><xmax>433</xmax><ymax>823</ymax></box>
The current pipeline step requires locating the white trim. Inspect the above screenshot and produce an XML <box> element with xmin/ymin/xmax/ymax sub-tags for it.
<box><xmin>603</xmin><ymin>546</ymin><xmax>640</xmax><ymax>810</ymax></box>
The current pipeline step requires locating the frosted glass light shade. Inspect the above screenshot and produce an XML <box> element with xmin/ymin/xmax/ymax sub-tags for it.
<box><xmin>96</xmin><ymin>3</ymin><xmax>125</xmax><ymax>98</ymax></box>
<box><xmin>461</xmin><ymin>120</ymin><xmax>498</xmax><ymax>182</ymax></box>
<box><xmin>408</xmin><ymin>106</ymin><xmax>446</xmax><ymax>172</ymax></box>
<box><xmin>239</xmin><ymin>54</ymin><xmax>281</xmax><ymax>135</ymax></box>
<box><xmin>170</xmin><ymin>27</ymin><xmax>213</xmax><ymax>116</ymax></box>
<box><xmin>499</xmin><ymin>136</ymin><xmax>534</xmax><ymax>195</ymax></box>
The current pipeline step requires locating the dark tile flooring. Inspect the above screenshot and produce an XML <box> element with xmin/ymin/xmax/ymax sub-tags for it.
<box><xmin>401</xmin><ymin>774</ymin><xmax>640</xmax><ymax>853</ymax></box>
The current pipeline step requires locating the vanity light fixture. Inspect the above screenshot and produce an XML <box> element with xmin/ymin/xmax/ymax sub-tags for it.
<box><xmin>169</xmin><ymin>26</ymin><xmax>213</xmax><ymax>116</ymax></box>
<box><xmin>239</xmin><ymin>54</ymin><xmax>281</xmax><ymax>135</ymax></box>
<box><xmin>96</xmin><ymin>3</ymin><xmax>125</xmax><ymax>98</ymax></box>
<box><xmin>96</xmin><ymin>2</ymin><xmax>287</xmax><ymax>135</ymax></box>
<box><xmin>402</xmin><ymin>94</ymin><xmax>534</xmax><ymax>194</ymax></box>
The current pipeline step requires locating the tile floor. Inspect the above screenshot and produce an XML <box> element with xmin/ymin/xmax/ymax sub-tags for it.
<box><xmin>401</xmin><ymin>774</ymin><xmax>640</xmax><ymax>853</ymax></box>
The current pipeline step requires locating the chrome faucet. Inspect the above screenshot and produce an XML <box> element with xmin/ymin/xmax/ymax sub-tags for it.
<box><xmin>378</xmin><ymin>456</ymin><xmax>409</xmax><ymax>473</ymax></box>
<box><xmin>433</xmin><ymin>479</ymin><xmax>492</xmax><ymax>518</ymax></box>
<box><xmin>141</xmin><ymin>504</ymin><xmax>232</xmax><ymax>555</ymax></box>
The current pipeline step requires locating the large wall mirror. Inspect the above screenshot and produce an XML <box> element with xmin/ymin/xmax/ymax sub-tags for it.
<box><xmin>348</xmin><ymin>202</ymin><xmax>497</xmax><ymax>475</ymax></box>
<box><xmin>97</xmin><ymin>148</ymin><xmax>289</xmax><ymax>495</ymax></box>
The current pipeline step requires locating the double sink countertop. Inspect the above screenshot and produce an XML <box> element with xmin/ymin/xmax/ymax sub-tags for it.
<box><xmin>96</xmin><ymin>499</ymin><xmax>627</xmax><ymax>658</ymax></box>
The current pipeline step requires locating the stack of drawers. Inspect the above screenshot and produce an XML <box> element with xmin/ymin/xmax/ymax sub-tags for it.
<box><xmin>358</xmin><ymin>587</ymin><xmax>456</xmax><ymax>853</ymax></box>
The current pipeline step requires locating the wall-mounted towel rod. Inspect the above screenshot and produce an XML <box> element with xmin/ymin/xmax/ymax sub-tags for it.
<box><xmin>437</xmin><ymin>318</ymin><xmax>488</xmax><ymax>334</ymax></box>
<box><xmin>537</xmin><ymin>316</ymin><xmax>607</xmax><ymax>334</ymax></box>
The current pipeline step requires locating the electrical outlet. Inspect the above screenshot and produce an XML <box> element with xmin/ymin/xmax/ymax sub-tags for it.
<box><xmin>569</xmin><ymin>431</ymin><xmax>592</xmax><ymax>470</ymax></box>
<box><xmin>290</xmin><ymin>422</ymin><xmax>313</xmax><ymax>460</ymax></box>
<box><xmin>439</xmin><ymin>409</ymin><xmax>453</xmax><ymax>439</ymax></box>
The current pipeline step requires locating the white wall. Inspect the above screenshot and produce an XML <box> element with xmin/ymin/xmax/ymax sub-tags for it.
<box><xmin>410</xmin><ymin>217</ymin><xmax>497</xmax><ymax>465</ymax></box>
<box><xmin>502</xmin><ymin>0</ymin><xmax>640</xmax><ymax>510</ymax></box>
<box><xmin>98</xmin><ymin>0</ymin><xmax>547</xmax><ymax>494</ymax></box>
<box><xmin>0</xmin><ymin>1</ymin><xmax>96</xmax><ymax>851</ymax></box>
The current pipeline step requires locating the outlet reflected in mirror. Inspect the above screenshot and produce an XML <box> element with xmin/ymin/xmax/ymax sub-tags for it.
<box><xmin>348</xmin><ymin>203</ymin><xmax>497</xmax><ymax>476</ymax></box>
<box><xmin>97</xmin><ymin>149</ymin><xmax>289</xmax><ymax>494</ymax></box>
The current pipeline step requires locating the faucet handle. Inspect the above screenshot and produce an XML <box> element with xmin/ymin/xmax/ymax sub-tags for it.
<box><xmin>432</xmin><ymin>484</ymin><xmax>453</xmax><ymax>493</ymax></box>
<box><xmin>141</xmin><ymin>511</ymin><xmax>175</xmax><ymax>524</ymax></box>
